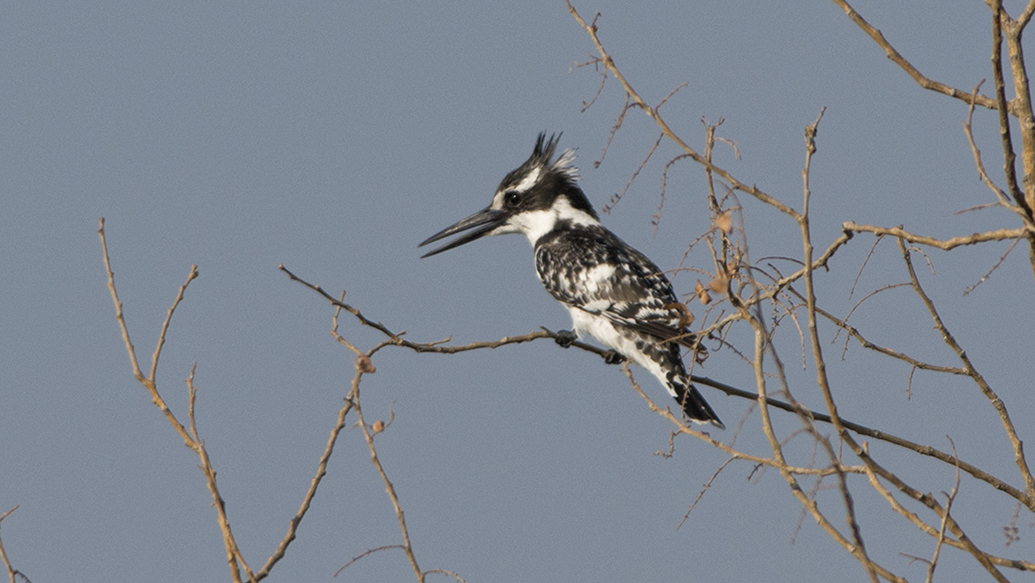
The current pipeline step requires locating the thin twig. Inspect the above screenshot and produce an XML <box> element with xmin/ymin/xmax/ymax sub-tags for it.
<box><xmin>898</xmin><ymin>238</ymin><xmax>1035</xmax><ymax>509</ymax></box>
<box><xmin>621</xmin><ymin>364</ymin><xmax>864</xmax><ymax>477</ymax></box>
<box><xmin>830</xmin><ymin>0</ymin><xmax>1003</xmax><ymax>112</ymax></box>
<box><xmin>565</xmin><ymin>0</ymin><xmax>800</xmax><ymax>219</ymax></box>
<box><xmin>0</xmin><ymin>506</ymin><xmax>25</xmax><ymax>583</ymax></box>
<box><xmin>351</xmin><ymin>364</ymin><xmax>425</xmax><ymax>583</ymax></box>
<box><xmin>963</xmin><ymin>238</ymin><xmax>1020</xmax><ymax>295</ymax></box>
<box><xmin>186</xmin><ymin>368</ymin><xmax>253</xmax><ymax>582</ymax></box>
<box><xmin>842</xmin><ymin>222</ymin><xmax>1028</xmax><ymax>249</ymax></box>
<box><xmin>100</xmin><ymin>219</ymin><xmax>250</xmax><ymax>583</ymax></box>
<box><xmin>678</xmin><ymin>457</ymin><xmax>735</xmax><ymax>529</ymax></box>
<box><xmin>602</xmin><ymin>132</ymin><xmax>663</xmax><ymax>214</ymax></box>
<box><xmin>335</xmin><ymin>545</ymin><xmax>406</xmax><ymax>577</ymax></box>
<box><xmin>963</xmin><ymin>80</ymin><xmax>1018</xmax><ymax>212</ymax></box>
<box><xmin>926</xmin><ymin>437</ymin><xmax>962</xmax><ymax>583</ymax></box>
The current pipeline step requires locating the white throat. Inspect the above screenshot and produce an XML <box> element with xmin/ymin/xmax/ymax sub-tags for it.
<box><xmin>509</xmin><ymin>197</ymin><xmax>599</xmax><ymax>246</ymax></box>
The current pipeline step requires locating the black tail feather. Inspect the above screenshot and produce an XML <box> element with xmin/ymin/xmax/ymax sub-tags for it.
<box><xmin>672</xmin><ymin>382</ymin><xmax>724</xmax><ymax>429</ymax></box>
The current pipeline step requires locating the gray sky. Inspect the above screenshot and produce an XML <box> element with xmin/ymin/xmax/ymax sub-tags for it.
<box><xmin>2</xmin><ymin>2</ymin><xmax>1033</xmax><ymax>582</ymax></box>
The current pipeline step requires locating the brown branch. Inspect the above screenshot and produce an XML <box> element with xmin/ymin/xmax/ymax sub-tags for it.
<box><xmin>842</xmin><ymin>222</ymin><xmax>1028</xmax><ymax>249</ymax></box>
<box><xmin>256</xmin><ymin>392</ymin><xmax>354</xmax><ymax>579</ymax></box>
<box><xmin>797</xmin><ymin>111</ymin><xmax>882</xmax><ymax>582</ymax></box>
<box><xmin>898</xmin><ymin>238</ymin><xmax>1035</xmax><ymax>509</ymax></box>
<box><xmin>0</xmin><ymin>506</ymin><xmax>25</xmax><ymax>583</ymax></box>
<box><xmin>99</xmin><ymin>219</ymin><xmax>198</xmax><ymax>445</ymax></box>
<box><xmin>281</xmin><ymin>263</ymin><xmax>623</xmax><ymax>361</ymax></box>
<box><xmin>570</xmin><ymin>53</ymin><xmax>607</xmax><ymax>113</ymax></box>
<box><xmin>287</xmin><ymin>260</ymin><xmax>1027</xmax><ymax>501</ymax></box>
<box><xmin>862</xmin><ymin>451</ymin><xmax>1035</xmax><ymax>572</ymax></box>
<box><xmin>991</xmin><ymin>0</ymin><xmax>1035</xmax><ymax>279</ymax></box>
<box><xmin>100</xmin><ymin>219</ymin><xmax>254</xmax><ymax>582</ymax></box>
<box><xmin>804</xmin><ymin>242</ymin><xmax>1018</xmax><ymax>582</ymax></box>
<box><xmin>964</xmin><ymin>238</ymin><xmax>1021</xmax><ymax>295</ymax></box>
<box><xmin>861</xmin><ymin>456</ymin><xmax>1012</xmax><ymax>581</ymax></box>
<box><xmin>602</xmin><ymin>132</ymin><xmax>663</xmax><ymax>214</ymax></box>
<box><xmin>963</xmin><ymin>81</ymin><xmax>1020</xmax><ymax>212</ymax></box>
<box><xmin>692</xmin><ymin>374</ymin><xmax>1028</xmax><ymax>503</ymax></box>
<box><xmin>697</xmin><ymin>230</ymin><xmax>854</xmax><ymax>341</ymax></box>
<box><xmin>335</xmin><ymin>545</ymin><xmax>407</xmax><ymax>577</ymax></box>
<box><xmin>678</xmin><ymin>457</ymin><xmax>735</xmax><ymax>529</ymax></box>
<box><xmin>351</xmin><ymin>363</ymin><xmax>425</xmax><ymax>583</ymax></box>
<box><xmin>422</xmin><ymin>568</ymin><xmax>469</xmax><ymax>583</ymax></box>
<box><xmin>991</xmin><ymin>2</ymin><xmax>1029</xmax><ymax>214</ymax></box>
<box><xmin>1018</xmin><ymin>0</ymin><xmax>1035</xmax><ymax>28</ymax></box>
<box><xmin>831</xmin><ymin>0</ymin><xmax>1003</xmax><ymax>112</ymax></box>
<box><xmin>622</xmin><ymin>365</ymin><xmax>864</xmax><ymax>476</ymax></box>
<box><xmin>186</xmin><ymin>367</ymin><xmax>253</xmax><ymax>582</ymax></box>
<box><xmin>782</xmin><ymin>286</ymin><xmax>969</xmax><ymax>376</ymax></box>
<box><xmin>926</xmin><ymin>438</ymin><xmax>962</xmax><ymax>583</ymax></box>
<box><xmin>1000</xmin><ymin>10</ymin><xmax>1035</xmax><ymax>211</ymax></box>
<box><xmin>565</xmin><ymin>0</ymin><xmax>800</xmax><ymax>220</ymax></box>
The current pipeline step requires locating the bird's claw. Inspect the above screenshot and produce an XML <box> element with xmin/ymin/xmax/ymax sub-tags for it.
<box><xmin>602</xmin><ymin>350</ymin><xmax>626</xmax><ymax>365</ymax></box>
<box><xmin>554</xmin><ymin>329</ymin><xmax>577</xmax><ymax>348</ymax></box>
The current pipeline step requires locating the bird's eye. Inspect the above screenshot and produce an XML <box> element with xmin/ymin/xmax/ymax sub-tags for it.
<box><xmin>505</xmin><ymin>191</ymin><xmax>521</xmax><ymax>207</ymax></box>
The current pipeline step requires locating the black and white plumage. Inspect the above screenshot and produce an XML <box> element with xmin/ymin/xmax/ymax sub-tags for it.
<box><xmin>419</xmin><ymin>133</ymin><xmax>723</xmax><ymax>428</ymax></box>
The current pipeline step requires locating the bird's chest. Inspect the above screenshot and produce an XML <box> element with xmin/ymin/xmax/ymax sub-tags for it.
<box><xmin>535</xmin><ymin>248</ymin><xmax>615</xmax><ymax>306</ymax></box>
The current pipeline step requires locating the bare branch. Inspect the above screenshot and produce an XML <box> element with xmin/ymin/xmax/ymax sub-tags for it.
<box><xmin>898</xmin><ymin>238</ymin><xmax>1035</xmax><ymax>508</ymax></box>
<box><xmin>678</xmin><ymin>457</ymin><xmax>735</xmax><ymax>529</ymax></box>
<box><xmin>963</xmin><ymin>238</ymin><xmax>1020</xmax><ymax>295</ymax></box>
<box><xmin>831</xmin><ymin>0</ymin><xmax>1002</xmax><ymax>112</ymax></box>
<box><xmin>335</xmin><ymin>545</ymin><xmax>406</xmax><ymax>577</ymax></box>
<box><xmin>925</xmin><ymin>437</ymin><xmax>962</xmax><ymax>583</ymax></box>
<box><xmin>842</xmin><ymin>222</ymin><xmax>1028</xmax><ymax>249</ymax></box>
<box><xmin>602</xmin><ymin>132</ymin><xmax>663</xmax><ymax>214</ymax></box>
<box><xmin>963</xmin><ymin>80</ymin><xmax>1019</xmax><ymax>212</ymax></box>
<box><xmin>990</xmin><ymin>1</ymin><xmax>1029</xmax><ymax>214</ymax></box>
<box><xmin>0</xmin><ymin>506</ymin><xmax>26</xmax><ymax>583</ymax></box>
<box><xmin>565</xmin><ymin>1</ymin><xmax>800</xmax><ymax>219</ymax></box>
<box><xmin>186</xmin><ymin>368</ymin><xmax>252</xmax><ymax>583</ymax></box>
<box><xmin>351</xmin><ymin>364</ymin><xmax>425</xmax><ymax>583</ymax></box>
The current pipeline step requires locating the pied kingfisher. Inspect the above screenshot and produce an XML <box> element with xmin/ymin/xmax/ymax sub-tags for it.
<box><xmin>419</xmin><ymin>133</ymin><xmax>723</xmax><ymax>428</ymax></box>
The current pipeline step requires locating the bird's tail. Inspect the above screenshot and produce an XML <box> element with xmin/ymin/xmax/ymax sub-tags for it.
<box><xmin>671</xmin><ymin>378</ymin><xmax>724</xmax><ymax>429</ymax></box>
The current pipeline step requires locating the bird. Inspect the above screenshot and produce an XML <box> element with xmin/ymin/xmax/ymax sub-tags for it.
<box><xmin>419</xmin><ymin>133</ymin><xmax>723</xmax><ymax>429</ymax></box>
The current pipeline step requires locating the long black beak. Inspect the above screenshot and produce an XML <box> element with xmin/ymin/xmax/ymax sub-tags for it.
<box><xmin>418</xmin><ymin>207</ymin><xmax>509</xmax><ymax>258</ymax></box>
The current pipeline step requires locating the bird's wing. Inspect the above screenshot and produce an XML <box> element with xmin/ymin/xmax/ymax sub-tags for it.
<box><xmin>535</xmin><ymin>227</ymin><xmax>699</xmax><ymax>348</ymax></box>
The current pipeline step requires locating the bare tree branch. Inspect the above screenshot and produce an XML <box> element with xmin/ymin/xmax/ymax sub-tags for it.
<box><xmin>842</xmin><ymin>222</ymin><xmax>1028</xmax><ymax>249</ymax></box>
<box><xmin>898</xmin><ymin>238</ymin><xmax>1035</xmax><ymax>508</ymax></box>
<box><xmin>830</xmin><ymin>0</ymin><xmax>1003</xmax><ymax>112</ymax></box>
<box><xmin>0</xmin><ymin>506</ymin><xmax>26</xmax><ymax>583</ymax></box>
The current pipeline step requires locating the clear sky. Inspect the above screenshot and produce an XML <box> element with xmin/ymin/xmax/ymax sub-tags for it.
<box><xmin>2</xmin><ymin>1</ymin><xmax>1033</xmax><ymax>582</ymax></box>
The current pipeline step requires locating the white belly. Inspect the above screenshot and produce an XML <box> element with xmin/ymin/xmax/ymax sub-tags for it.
<box><xmin>567</xmin><ymin>307</ymin><xmax>676</xmax><ymax>398</ymax></box>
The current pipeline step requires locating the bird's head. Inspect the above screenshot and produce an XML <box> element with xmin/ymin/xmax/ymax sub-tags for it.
<box><xmin>419</xmin><ymin>133</ymin><xmax>599</xmax><ymax>258</ymax></box>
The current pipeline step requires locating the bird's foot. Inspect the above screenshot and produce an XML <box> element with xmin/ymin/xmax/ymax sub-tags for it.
<box><xmin>602</xmin><ymin>350</ymin><xmax>626</xmax><ymax>365</ymax></box>
<box><xmin>554</xmin><ymin>329</ymin><xmax>577</xmax><ymax>348</ymax></box>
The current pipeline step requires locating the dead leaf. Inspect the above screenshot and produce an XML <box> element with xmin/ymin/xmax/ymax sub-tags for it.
<box><xmin>695</xmin><ymin>280</ymin><xmax>712</xmax><ymax>305</ymax></box>
<box><xmin>356</xmin><ymin>355</ymin><xmax>376</xmax><ymax>374</ymax></box>
<box><xmin>663</xmin><ymin>302</ymin><xmax>695</xmax><ymax>328</ymax></box>
<box><xmin>715</xmin><ymin>210</ymin><xmax>733</xmax><ymax>233</ymax></box>
<box><xmin>708</xmin><ymin>276</ymin><xmax>729</xmax><ymax>293</ymax></box>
